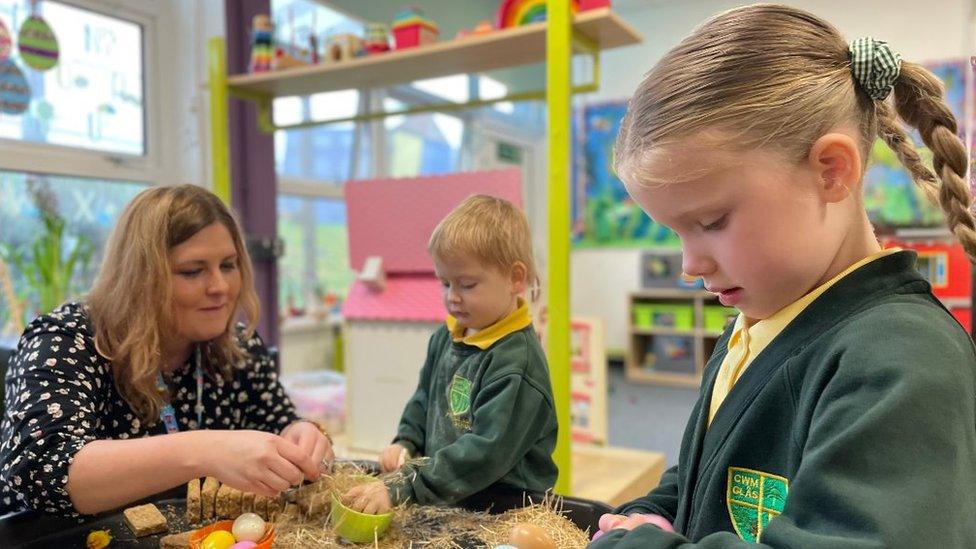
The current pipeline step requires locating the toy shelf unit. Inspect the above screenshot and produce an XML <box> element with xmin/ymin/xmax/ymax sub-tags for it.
<box><xmin>225</xmin><ymin>8</ymin><xmax>641</xmax><ymax>99</ymax></box>
<box><xmin>626</xmin><ymin>289</ymin><xmax>737</xmax><ymax>388</ymax></box>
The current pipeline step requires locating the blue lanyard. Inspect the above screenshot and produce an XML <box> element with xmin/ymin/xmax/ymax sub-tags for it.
<box><xmin>157</xmin><ymin>346</ymin><xmax>204</xmax><ymax>433</ymax></box>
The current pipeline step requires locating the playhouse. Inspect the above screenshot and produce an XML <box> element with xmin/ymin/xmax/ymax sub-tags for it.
<box><xmin>341</xmin><ymin>168</ymin><xmax>524</xmax><ymax>451</ymax></box>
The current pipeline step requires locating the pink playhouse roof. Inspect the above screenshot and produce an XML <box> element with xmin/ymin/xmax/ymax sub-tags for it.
<box><xmin>342</xmin><ymin>274</ymin><xmax>445</xmax><ymax>323</ymax></box>
<box><xmin>345</xmin><ymin>169</ymin><xmax>523</xmax><ymax>273</ymax></box>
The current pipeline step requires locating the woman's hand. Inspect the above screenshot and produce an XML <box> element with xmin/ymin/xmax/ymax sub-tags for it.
<box><xmin>342</xmin><ymin>481</ymin><xmax>392</xmax><ymax>515</ymax></box>
<box><xmin>379</xmin><ymin>443</ymin><xmax>409</xmax><ymax>473</ymax></box>
<box><xmin>280</xmin><ymin>420</ymin><xmax>335</xmax><ymax>474</ymax></box>
<box><xmin>199</xmin><ymin>430</ymin><xmax>319</xmax><ymax>497</ymax></box>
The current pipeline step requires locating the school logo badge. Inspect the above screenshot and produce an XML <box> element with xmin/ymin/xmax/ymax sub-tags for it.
<box><xmin>727</xmin><ymin>467</ymin><xmax>789</xmax><ymax>542</ymax></box>
<box><xmin>448</xmin><ymin>375</ymin><xmax>472</xmax><ymax>416</ymax></box>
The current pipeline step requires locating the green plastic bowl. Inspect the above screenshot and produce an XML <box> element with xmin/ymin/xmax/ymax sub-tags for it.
<box><xmin>329</xmin><ymin>493</ymin><xmax>393</xmax><ymax>543</ymax></box>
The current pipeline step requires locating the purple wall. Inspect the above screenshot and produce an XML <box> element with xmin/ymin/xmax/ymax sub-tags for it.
<box><xmin>224</xmin><ymin>0</ymin><xmax>279</xmax><ymax>347</ymax></box>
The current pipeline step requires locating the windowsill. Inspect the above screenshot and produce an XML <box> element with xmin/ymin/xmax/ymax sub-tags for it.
<box><xmin>280</xmin><ymin>313</ymin><xmax>343</xmax><ymax>335</ymax></box>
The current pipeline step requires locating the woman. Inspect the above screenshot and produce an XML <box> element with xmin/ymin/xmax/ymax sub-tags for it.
<box><xmin>0</xmin><ymin>184</ymin><xmax>333</xmax><ymax>517</ymax></box>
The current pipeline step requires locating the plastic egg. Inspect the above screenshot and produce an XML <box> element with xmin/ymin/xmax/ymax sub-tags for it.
<box><xmin>509</xmin><ymin>522</ymin><xmax>556</xmax><ymax>549</ymax></box>
<box><xmin>229</xmin><ymin>542</ymin><xmax>257</xmax><ymax>549</ymax></box>
<box><xmin>231</xmin><ymin>512</ymin><xmax>267</xmax><ymax>542</ymax></box>
<box><xmin>85</xmin><ymin>529</ymin><xmax>112</xmax><ymax>549</ymax></box>
<box><xmin>201</xmin><ymin>530</ymin><xmax>237</xmax><ymax>549</ymax></box>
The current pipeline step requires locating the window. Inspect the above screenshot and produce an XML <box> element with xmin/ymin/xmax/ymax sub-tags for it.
<box><xmin>277</xmin><ymin>195</ymin><xmax>352</xmax><ymax>310</ymax></box>
<box><xmin>0</xmin><ymin>170</ymin><xmax>146</xmax><ymax>338</ymax></box>
<box><xmin>0</xmin><ymin>0</ymin><xmax>145</xmax><ymax>155</ymax></box>
<box><xmin>384</xmin><ymin>98</ymin><xmax>463</xmax><ymax>177</ymax></box>
<box><xmin>0</xmin><ymin>0</ymin><xmax>159</xmax><ymax>342</ymax></box>
<box><xmin>274</xmin><ymin>90</ymin><xmax>363</xmax><ymax>182</ymax></box>
<box><xmin>272</xmin><ymin>0</ymin><xmax>362</xmax><ymax>307</ymax></box>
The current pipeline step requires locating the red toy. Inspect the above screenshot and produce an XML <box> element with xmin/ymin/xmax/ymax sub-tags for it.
<box><xmin>392</xmin><ymin>6</ymin><xmax>439</xmax><ymax>50</ymax></box>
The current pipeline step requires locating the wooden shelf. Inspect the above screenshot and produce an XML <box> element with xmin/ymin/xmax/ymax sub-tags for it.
<box><xmin>572</xmin><ymin>444</ymin><xmax>665</xmax><ymax>506</ymax></box>
<box><xmin>226</xmin><ymin>8</ymin><xmax>642</xmax><ymax>97</ymax></box>
<box><xmin>625</xmin><ymin>288</ymin><xmax>735</xmax><ymax>388</ymax></box>
<box><xmin>625</xmin><ymin>368</ymin><xmax>702</xmax><ymax>389</ymax></box>
<box><xmin>633</xmin><ymin>326</ymin><xmax>728</xmax><ymax>338</ymax></box>
<box><xmin>632</xmin><ymin>288</ymin><xmax>718</xmax><ymax>300</ymax></box>
<box><xmin>632</xmin><ymin>326</ymin><xmax>697</xmax><ymax>337</ymax></box>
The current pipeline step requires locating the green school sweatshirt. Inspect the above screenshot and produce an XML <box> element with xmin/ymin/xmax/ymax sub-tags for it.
<box><xmin>592</xmin><ymin>251</ymin><xmax>976</xmax><ymax>548</ymax></box>
<box><xmin>387</xmin><ymin>314</ymin><xmax>558</xmax><ymax>505</ymax></box>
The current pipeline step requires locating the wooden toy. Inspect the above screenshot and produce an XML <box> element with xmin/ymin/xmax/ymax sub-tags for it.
<box><xmin>325</xmin><ymin>33</ymin><xmax>364</xmax><ymax>63</ymax></box>
<box><xmin>364</xmin><ymin>23</ymin><xmax>391</xmax><ymax>54</ymax></box>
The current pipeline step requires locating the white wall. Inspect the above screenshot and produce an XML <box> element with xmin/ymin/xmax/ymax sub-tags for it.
<box><xmin>154</xmin><ymin>0</ymin><xmax>226</xmax><ymax>190</ymax></box>
<box><xmin>571</xmin><ymin>0</ymin><xmax>974</xmax><ymax>353</ymax></box>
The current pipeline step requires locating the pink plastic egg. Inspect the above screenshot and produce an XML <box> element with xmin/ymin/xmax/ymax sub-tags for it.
<box><xmin>229</xmin><ymin>542</ymin><xmax>257</xmax><ymax>549</ymax></box>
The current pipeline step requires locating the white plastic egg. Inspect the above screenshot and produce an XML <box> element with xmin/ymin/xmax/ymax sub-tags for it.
<box><xmin>231</xmin><ymin>512</ymin><xmax>266</xmax><ymax>542</ymax></box>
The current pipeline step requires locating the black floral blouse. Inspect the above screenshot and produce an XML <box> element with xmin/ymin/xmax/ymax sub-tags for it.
<box><xmin>0</xmin><ymin>302</ymin><xmax>299</xmax><ymax>517</ymax></box>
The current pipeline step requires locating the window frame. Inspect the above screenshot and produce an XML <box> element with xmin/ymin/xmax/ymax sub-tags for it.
<box><xmin>0</xmin><ymin>0</ymin><xmax>163</xmax><ymax>185</ymax></box>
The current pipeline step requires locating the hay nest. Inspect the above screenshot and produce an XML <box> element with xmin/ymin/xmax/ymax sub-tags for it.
<box><xmin>272</xmin><ymin>462</ymin><xmax>591</xmax><ymax>548</ymax></box>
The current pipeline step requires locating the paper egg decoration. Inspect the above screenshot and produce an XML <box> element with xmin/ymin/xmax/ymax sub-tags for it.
<box><xmin>0</xmin><ymin>19</ymin><xmax>12</xmax><ymax>61</ymax></box>
<box><xmin>19</xmin><ymin>15</ymin><xmax>59</xmax><ymax>71</ymax></box>
<box><xmin>0</xmin><ymin>59</ymin><xmax>30</xmax><ymax>114</ymax></box>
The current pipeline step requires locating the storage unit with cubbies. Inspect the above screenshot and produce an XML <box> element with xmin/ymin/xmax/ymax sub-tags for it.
<box><xmin>626</xmin><ymin>289</ymin><xmax>737</xmax><ymax>387</ymax></box>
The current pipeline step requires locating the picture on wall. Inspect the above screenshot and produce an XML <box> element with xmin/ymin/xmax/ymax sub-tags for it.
<box><xmin>573</xmin><ymin>59</ymin><xmax>975</xmax><ymax>245</ymax></box>
<box><xmin>863</xmin><ymin>59</ymin><xmax>974</xmax><ymax>230</ymax></box>
<box><xmin>572</xmin><ymin>101</ymin><xmax>679</xmax><ymax>249</ymax></box>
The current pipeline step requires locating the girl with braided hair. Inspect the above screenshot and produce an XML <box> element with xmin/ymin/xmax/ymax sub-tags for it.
<box><xmin>590</xmin><ymin>4</ymin><xmax>976</xmax><ymax>547</ymax></box>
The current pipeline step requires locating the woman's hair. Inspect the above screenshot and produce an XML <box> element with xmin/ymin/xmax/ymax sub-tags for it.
<box><xmin>614</xmin><ymin>3</ymin><xmax>976</xmax><ymax>259</ymax></box>
<box><xmin>86</xmin><ymin>184</ymin><xmax>260</xmax><ymax>424</ymax></box>
<box><xmin>428</xmin><ymin>194</ymin><xmax>539</xmax><ymax>295</ymax></box>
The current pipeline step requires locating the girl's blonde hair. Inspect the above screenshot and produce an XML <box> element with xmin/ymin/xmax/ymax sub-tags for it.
<box><xmin>428</xmin><ymin>194</ymin><xmax>539</xmax><ymax>291</ymax></box>
<box><xmin>614</xmin><ymin>3</ymin><xmax>976</xmax><ymax>259</ymax></box>
<box><xmin>86</xmin><ymin>184</ymin><xmax>260</xmax><ymax>424</ymax></box>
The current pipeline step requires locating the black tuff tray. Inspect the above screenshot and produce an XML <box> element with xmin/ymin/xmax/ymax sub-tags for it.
<box><xmin>0</xmin><ymin>489</ymin><xmax>188</xmax><ymax>549</ymax></box>
<box><xmin>0</xmin><ymin>462</ymin><xmax>613</xmax><ymax>547</ymax></box>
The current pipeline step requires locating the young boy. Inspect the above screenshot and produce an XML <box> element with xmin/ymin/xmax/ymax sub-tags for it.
<box><xmin>343</xmin><ymin>195</ymin><xmax>558</xmax><ymax>514</ymax></box>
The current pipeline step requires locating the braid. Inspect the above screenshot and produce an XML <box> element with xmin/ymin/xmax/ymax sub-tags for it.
<box><xmin>888</xmin><ymin>62</ymin><xmax>976</xmax><ymax>262</ymax></box>
<box><xmin>876</xmin><ymin>101</ymin><xmax>938</xmax><ymax>206</ymax></box>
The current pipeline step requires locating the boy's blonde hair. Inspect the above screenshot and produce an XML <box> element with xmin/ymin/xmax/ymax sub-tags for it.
<box><xmin>87</xmin><ymin>184</ymin><xmax>260</xmax><ymax>424</ymax></box>
<box><xmin>614</xmin><ymin>3</ymin><xmax>976</xmax><ymax>259</ymax></box>
<box><xmin>428</xmin><ymin>194</ymin><xmax>538</xmax><ymax>288</ymax></box>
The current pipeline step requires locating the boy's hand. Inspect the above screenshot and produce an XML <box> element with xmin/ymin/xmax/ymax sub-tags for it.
<box><xmin>379</xmin><ymin>443</ymin><xmax>408</xmax><ymax>473</ymax></box>
<box><xmin>592</xmin><ymin>513</ymin><xmax>674</xmax><ymax>540</ymax></box>
<box><xmin>343</xmin><ymin>481</ymin><xmax>392</xmax><ymax>515</ymax></box>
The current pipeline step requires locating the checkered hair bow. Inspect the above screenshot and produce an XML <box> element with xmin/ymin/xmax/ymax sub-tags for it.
<box><xmin>849</xmin><ymin>37</ymin><xmax>901</xmax><ymax>101</ymax></box>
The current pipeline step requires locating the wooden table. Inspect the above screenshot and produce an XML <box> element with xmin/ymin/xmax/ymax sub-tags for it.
<box><xmin>333</xmin><ymin>435</ymin><xmax>666</xmax><ymax>507</ymax></box>
<box><xmin>571</xmin><ymin>445</ymin><xmax>666</xmax><ymax>507</ymax></box>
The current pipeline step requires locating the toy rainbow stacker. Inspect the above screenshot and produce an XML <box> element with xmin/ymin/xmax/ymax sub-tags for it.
<box><xmin>249</xmin><ymin>14</ymin><xmax>273</xmax><ymax>72</ymax></box>
<box><xmin>392</xmin><ymin>6</ymin><xmax>439</xmax><ymax>50</ymax></box>
<box><xmin>495</xmin><ymin>0</ymin><xmax>610</xmax><ymax>28</ymax></box>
